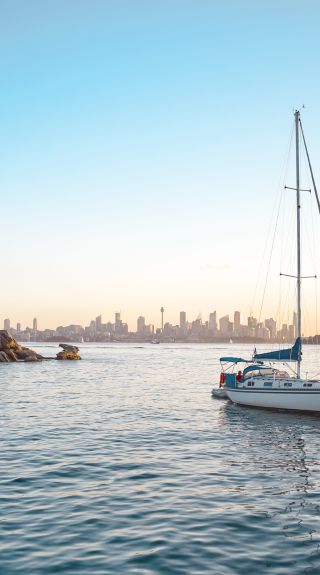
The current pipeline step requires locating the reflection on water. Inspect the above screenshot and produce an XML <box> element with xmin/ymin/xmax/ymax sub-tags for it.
<box><xmin>220</xmin><ymin>403</ymin><xmax>320</xmax><ymax>571</ymax></box>
<box><xmin>1</xmin><ymin>343</ymin><xmax>320</xmax><ymax>574</ymax></box>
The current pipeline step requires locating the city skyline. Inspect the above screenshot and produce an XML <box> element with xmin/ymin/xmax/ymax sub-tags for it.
<box><xmin>2</xmin><ymin>307</ymin><xmax>305</xmax><ymax>341</ymax></box>
<box><xmin>2</xmin><ymin>2</ymin><xmax>320</xmax><ymax>335</ymax></box>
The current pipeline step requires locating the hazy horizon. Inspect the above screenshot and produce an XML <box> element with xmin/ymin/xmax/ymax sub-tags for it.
<box><xmin>2</xmin><ymin>1</ymin><xmax>320</xmax><ymax>336</ymax></box>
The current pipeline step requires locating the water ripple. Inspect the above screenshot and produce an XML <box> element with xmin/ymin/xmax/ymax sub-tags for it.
<box><xmin>1</xmin><ymin>343</ymin><xmax>320</xmax><ymax>574</ymax></box>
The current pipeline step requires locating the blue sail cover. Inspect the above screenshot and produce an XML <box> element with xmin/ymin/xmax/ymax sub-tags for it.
<box><xmin>219</xmin><ymin>357</ymin><xmax>250</xmax><ymax>363</ymax></box>
<box><xmin>254</xmin><ymin>337</ymin><xmax>301</xmax><ymax>362</ymax></box>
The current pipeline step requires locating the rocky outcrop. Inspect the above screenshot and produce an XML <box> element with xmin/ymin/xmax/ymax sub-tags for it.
<box><xmin>0</xmin><ymin>330</ymin><xmax>44</xmax><ymax>362</ymax></box>
<box><xmin>0</xmin><ymin>331</ymin><xmax>82</xmax><ymax>362</ymax></box>
<box><xmin>0</xmin><ymin>350</ymin><xmax>10</xmax><ymax>362</ymax></box>
<box><xmin>56</xmin><ymin>343</ymin><xmax>81</xmax><ymax>360</ymax></box>
<box><xmin>56</xmin><ymin>350</ymin><xmax>81</xmax><ymax>360</ymax></box>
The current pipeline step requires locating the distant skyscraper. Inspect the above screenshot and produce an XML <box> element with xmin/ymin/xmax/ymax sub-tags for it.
<box><xmin>115</xmin><ymin>312</ymin><xmax>123</xmax><ymax>334</ymax></box>
<box><xmin>293</xmin><ymin>312</ymin><xmax>297</xmax><ymax>337</ymax></box>
<box><xmin>234</xmin><ymin>311</ymin><xmax>241</xmax><ymax>334</ymax></box>
<box><xmin>209</xmin><ymin>311</ymin><xmax>217</xmax><ymax>332</ymax></box>
<box><xmin>280</xmin><ymin>324</ymin><xmax>289</xmax><ymax>340</ymax></box>
<box><xmin>33</xmin><ymin>318</ymin><xmax>38</xmax><ymax>331</ymax></box>
<box><xmin>219</xmin><ymin>315</ymin><xmax>230</xmax><ymax>335</ymax></box>
<box><xmin>137</xmin><ymin>316</ymin><xmax>145</xmax><ymax>334</ymax></box>
<box><xmin>160</xmin><ymin>307</ymin><xmax>164</xmax><ymax>332</ymax></box>
<box><xmin>180</xmin><ymin>311</ymin><xmax>186</xmax><ymax>330</ymax></box>
<box><xmin>191</xmin><ymin>317</ymin><xmax>202</xmax><ymax>335</ymax></box>
<box><xmin>17</xmin><ymin>323</ymin><xmax>21</xmax><ymax>332</ymax></box>
<box><xmin>4</xmin><ymin>318</ymin><xmax>10</xmax><ymax>331</ymax></box>
<box><xmin>256</xmin><ymin>323</ymin><xmax>270</xmax><ymax>340</ymax></box>
<box><xmin>265</xmin><ymin>318</ymin><xmax>276</xmax><ymax>339</ymax></box>
<box><xmin>248</xmin><ymin>316</ymin><xmax>257</xmax><ymax>328</ymax></box>
<box><xmin>146</xmin><ymin>324</ymin><xmax>154</xmax><ymax>335</ymax></box>
<box><xmin>96</xmin><ymin>315</ymin><xmax>102</xmax><ymax>331</ymax></box>
<box><xmin>288</xmin><ymin>324</ymin><xmax>295</xmax><ymax>340</ymax></box>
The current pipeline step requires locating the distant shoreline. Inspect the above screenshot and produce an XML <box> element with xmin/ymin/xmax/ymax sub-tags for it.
<box><xmin>16</xmin><ymin>336</ymin><xmax>320</xmax><ymax>345</ymax></box>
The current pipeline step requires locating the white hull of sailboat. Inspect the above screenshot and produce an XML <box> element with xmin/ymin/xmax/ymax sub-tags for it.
<box><xmin>226</xmin><ymin>388</ymin><xmax>320</xmax><ymax>412</ymax></box>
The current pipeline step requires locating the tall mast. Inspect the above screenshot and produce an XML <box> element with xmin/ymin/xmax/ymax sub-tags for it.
<box><xmin>295</xmin><ymin>109</ymin><xmax>301</xmax><ymax>378</ymax></box>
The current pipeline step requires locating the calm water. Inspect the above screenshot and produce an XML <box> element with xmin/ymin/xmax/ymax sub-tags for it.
<box><xmin>1</xmin><ymin>343</ymin><xmax>320</xmax><ymax>574</ymax></box>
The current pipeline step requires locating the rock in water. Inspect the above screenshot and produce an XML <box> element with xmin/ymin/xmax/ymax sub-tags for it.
<box><xmin>59</xmin><ymin>343</ymin><xmax>79</xmax><ymax>353</ymax></box>
<box><xmin>0</xmin><ymin>330</ymin><xmax>44</xmax><ymax>362</ymax></box>
<box><xmin>56</xmin><ymin>349</ymin><xmax>81</xmax><ymax>360</ymax></box>
<box><xmin>0</xmin><ymin>331</ymin><xmax>82</xmax><ymax>363</ymax></box>
<box><xmin>0</xmin><ymin>351</ymin><xmax>9</xmax><ymax>362</ymax></box>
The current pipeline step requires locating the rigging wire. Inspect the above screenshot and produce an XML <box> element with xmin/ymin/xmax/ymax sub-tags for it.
<box><xmin>300</xmin><ymin>195</ymin><xmax>318</xmax><ymax>336</ymax></box>
<box><xmin>316</xmin><ymin>277</ymin><xmax>318</xmax><ymax>336</ymax></box>
<box><xmin>302</xmin><ymin>291</ymin><xmax>312</xmax><ymax>338</ymax></box>
<box><xmin>278</xmin><ymin>275</ymin><xmax>296</xmax><ymax>333</ymax></box>
<box><xmin>299</xmin><ymin>118</ymin><xmax>320</xmax><ymax>216</ymax></box>
<box><xmin>253</xmin><ymin>122</ymin><xmax>294</xmax><ymax>324</ymax></box>
<box><xmin>298</xmin><ymin>121</ymin><xmax>318</xmax><ymax>338</ymax></box>
<box><xmin>277</xmin><ymin>202</ymin><xmax>296</xmax><ymax>331</ymax></box>
<box><xmin>276</xmin><ymin>273</ymin><xmax>283</xmax><ymax>333</ymax></box>
<box><xmin>258</xmin><ymin>195</ymin><xmax>282</xmax><ymax>325</ymax></box>
<box><xmin>276</xmin><ymin>125</ymin><xmax>306</xmax><ymax>335</ymax></box>
<box><xmin>276</xmin><ymin>125</ymin><xmax>296</xmax><ymax>332</ymax></box>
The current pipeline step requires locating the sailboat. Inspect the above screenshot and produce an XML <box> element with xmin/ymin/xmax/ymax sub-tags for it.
<box><xmin>221</xmin><ymin>110</ymin><xmax>320</xmax><ymax>412</ymax></box>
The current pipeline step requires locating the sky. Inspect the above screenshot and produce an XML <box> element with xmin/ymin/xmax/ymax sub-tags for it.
<box><xmin>2</xmin><ymin>0</ymin><xmax>320</xmax><ymax>334</ymax></box>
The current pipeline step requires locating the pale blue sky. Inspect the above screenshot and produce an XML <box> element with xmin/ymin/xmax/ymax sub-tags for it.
<box><xmin>2</xmin><ymin>1</ymin><xmax>320</xmax><ymax>332</ymax></box>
